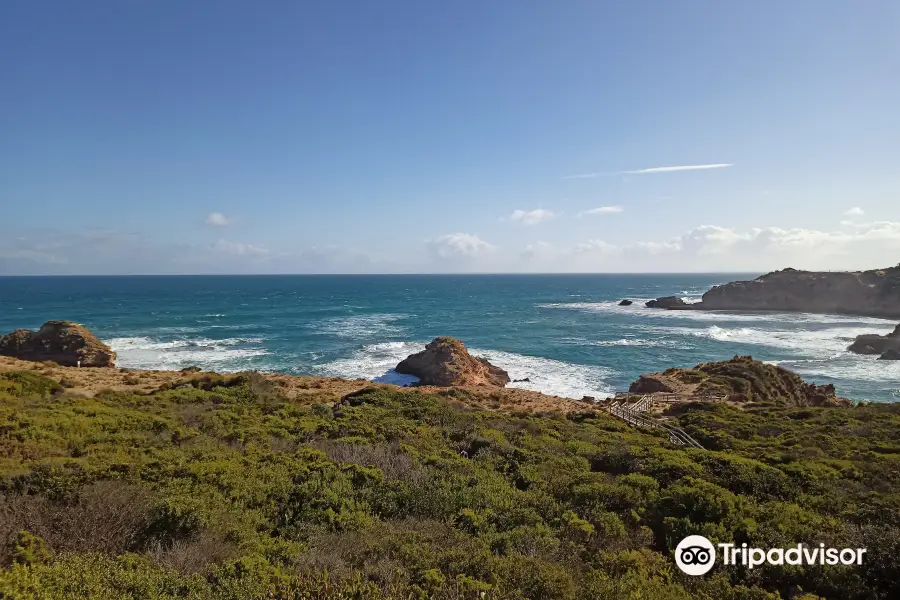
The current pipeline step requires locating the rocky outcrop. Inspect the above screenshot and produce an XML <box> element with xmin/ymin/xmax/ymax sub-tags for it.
<box><xmin>688</xmin><ymin>266</ymin><xmax>900</xmax><ymax>319</ymax></box>
<box><xmin>878</xmin><ymin>349</ymin><xmax>900</xmax><ymax>361</ymax></box>
<box><xmin>628</xmin><ymin>356</ymin><xmax>851</xmax><ymax>407</ymax></box>
<box><xmin>848</xmin><ymin>324</ymin><xmax>900</xmax><ymax>356</ymax></box>
<box><xmin>0</xmin><ymin>321</ymin><xmax>116</xmax><ymax>367</ymax></box>
<box><xmin>618</xmin><ymin>299</ymin><xmax>633</xmax><ymax>306</ymax></box>
<box><xmin>629</xmin><ymin>374</ymin><xmax>675</xmax><ymax>394</ymax></box>
<box><xmin>645</xmin><ymin>296</ymin><xmax>688</xmax><ymax>309</ymax></box>
<box><xmin>396</xmin><ymin>337</ymin><xmax>510</xmax><ymax>387</ymax></box>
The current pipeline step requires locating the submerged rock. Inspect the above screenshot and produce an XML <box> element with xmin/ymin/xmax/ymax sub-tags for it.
<box><xmin>0</xmin><ymin>320</ymin><xmax>116</xmax><ymax>367</ymax></box>
<box><xmin>645</xmin><ymin>296</ymin><xmax>687</xmax><ymax>309</ymax></box>
<box><xmin>395</xmin><ymin>337</ymin><xmax>510</xmax><ymax>387</ymax></box>
<box><xmin>618</xmin><ymin>299</ymin><xmax>633</xmax><ymax>306</ymax></box>
<box><xmin>848</xmin><ymin>323</ymin><xmax>900</xmax><ymax>356</ymax></box>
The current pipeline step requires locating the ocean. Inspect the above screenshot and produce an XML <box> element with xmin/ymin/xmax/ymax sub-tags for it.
<box><xmin>1</xmin><ymin>274</ymin><xmax>898</xmax><ymax>402</ymax></box>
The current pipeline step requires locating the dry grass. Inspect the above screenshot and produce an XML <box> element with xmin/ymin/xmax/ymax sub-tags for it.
<box><xmin>0</xmin><ymin>356</ymin><xmax>588</xmax><ymax>415</ymax></box>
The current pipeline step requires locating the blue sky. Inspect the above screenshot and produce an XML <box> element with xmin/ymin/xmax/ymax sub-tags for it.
<box><xmin>2</xmin><ymin>1</ymin><xmax>899</xmax><ymax>274</ymax></box>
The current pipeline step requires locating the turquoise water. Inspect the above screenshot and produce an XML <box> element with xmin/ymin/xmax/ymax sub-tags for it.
<box><xmin>1</xmin><ymin>274</ymin><xmax>898</xmax><ymax>402</ymax></box>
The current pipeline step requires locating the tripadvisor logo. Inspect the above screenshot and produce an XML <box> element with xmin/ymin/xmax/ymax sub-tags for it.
<box><xmin>675</xmin><ymin>535</ymin><xmax>867</xmax><ymax>576</ymax></box>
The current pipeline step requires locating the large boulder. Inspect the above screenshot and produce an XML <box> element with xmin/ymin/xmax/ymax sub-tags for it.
<box><xmin>0</xmin><ymin>320</ymin><xmax>116</xmax><ymax>367</ymax></box>
<box><xmin>618</xmin><ymin>299</ymin><xmax>633</xmax><ymax>306</ymax></box>
<box><xmin>848</xmin><ymin>323</ymin><xmax>900</xmax><ymax>356</ymax></box>
<box><xmin>645</xmin><ymin>296</ymin><xmax>687</xmax><ymax>309</ymax></box>
<box><xmin>691</xmin><ymin>266</ymin><xmax>900</xmax><ymax>319</ymax></box>
<box><xmin>395</xmin><ymin>337</ymin><xmax>510</xmax><ymax>387</ymax></box>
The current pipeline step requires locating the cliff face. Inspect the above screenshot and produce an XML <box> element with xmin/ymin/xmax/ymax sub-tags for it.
<box><xmin>629</xmin><ymin>355</ymin><xmax>851</xmax><ymax>407</ymax></box>
<box><xmin>691</xmin><ymin>266</ymin><xmax>900</xmax><ymax>318</ymax></box>
<box><xmin>0</xmin><ymin>321</ymin><xmax>116</xmax><ymax>367</ymax></box>
<box><xmin>395</xmin><ymin>336</ymin><xmax>510</xmax><ymax>387</ymax></box>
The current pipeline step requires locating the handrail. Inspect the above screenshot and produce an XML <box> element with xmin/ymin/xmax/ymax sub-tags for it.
<box><xmin>606</xmin><ymin>394</ymin><xmax>704</xmax><ymax>450</ymax></box>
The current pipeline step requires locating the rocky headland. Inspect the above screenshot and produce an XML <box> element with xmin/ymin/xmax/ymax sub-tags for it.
<box><xmin>0</xmin><ymin>320</ymin><xmax>116</xmax><ymax>367</ymax></box>
<box><xmin>647</xmin><ymin>265</ymin><xmax>900</xmax><ymax>319</ymax></box>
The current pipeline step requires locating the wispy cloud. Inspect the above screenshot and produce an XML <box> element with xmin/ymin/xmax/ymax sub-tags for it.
<box><xmin>565</xmin><ymin>163</ymin><xmax>733</xmax><ymax>179</ymax></box>
<box><xmin>844</xmin><ymin>206</ymin><xmax>865</xmax><ymax>217</ymax></box>
<box><xmin>625</xmin><ymin>163</ymin><xmax>733</xmax><ymax>175</ymax></box>
<box><xmin>205</xmin><ymin>212</ymin><xmax>232</xmax><ymax>227</ymax></box>
<box><xmin>210</xmin><ymin>239</ymin><xmax>269</xmax><ymax>256</ymax></box>
<box><xmin>509</xmin><ymin>209</ymin><xmax>554</xmax><ymax>226</ymax></box>
<box><xmin>580</xmin><ymin>206</ymin><xmax>623</xmax><ymax>216</ymax></box>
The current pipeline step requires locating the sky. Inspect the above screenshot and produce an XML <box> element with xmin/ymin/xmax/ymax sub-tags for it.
<box><xmin>2</xmin><ymin>0</ymin><xmax>899</xmax><ymax>274</ymax></box>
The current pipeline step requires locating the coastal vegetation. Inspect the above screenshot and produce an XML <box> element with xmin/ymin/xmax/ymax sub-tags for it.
<box><xmin>1</xmin><ymin>367</ymin><xmax>899</xmax><ymax>599</ymax></box>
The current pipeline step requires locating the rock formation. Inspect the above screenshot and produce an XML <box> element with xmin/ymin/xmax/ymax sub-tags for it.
<box><xmin>645</xmin><ymin>296</ymin><xmax>688</xmax><ymax>309</ymax></box>
<box><xmin>395</xmin><ymin>337</ymin><xmax>510</xmax><ymax>387</ymax></box>
<box><xmin>0</xmin><ymin>320</ymin><xmax>116</xmax><ymax>367</ymax></box>
<box><xmin>629</xmin><ymin>374</ymin><xmax>674</xmax><ymax>394</ymax></box>
<box><xmin>629</xmin><ymin>355</ymin><xmax>851</xmax><ymax>407</ymax></box>
<box><xmin>618</xmin><ymin>299</ymin><xmax>633</xmax><ymax>306</ymax></box>
<box><xmin>878</xmin><ymin>349</ymin><xmax>900</xmax><ymax>361</ymax></box>
<box><xmin>848</xmin><ymin>323</ymin><xmax>900</xmax><ymax>357</ymax></box>
<box><xmin>687</xmin><ymin>266</ymin><xmax>900</xmax><ymax>319</ymax></box>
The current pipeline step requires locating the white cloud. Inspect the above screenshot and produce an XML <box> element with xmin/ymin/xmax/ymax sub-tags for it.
<box><xmin>5</xmin><ymin>220</ymin><xmax>900</xmax><ymax>275</ymax></box>
<box><xmin>580</xmin><ymin>206</ymin><xmax>623</xmax><ymax>216</ymax></box>
<box><xmin>573</xmin><ymin>239</ymin><xmax>621</xmax><ymax>255</ymax></box>
<box><xmin>426</xmin><ymin>233</ymin><xmax>496</xmax><ymax>260</ymax></box>
<box><xmin>565</xmin><ymin>163</ymin><xmax>733</xmax><ymax>179</ymax></box>
<box><xmin>509</xmin><ymin>209</ymin><xmax>554</xmax><ymax>226</ymax></box>
<box><xmin>630</xmin><ymin>240</ymin><xmax>682</xmax><ymax>255</ymax></box>
<box><xmin>844</xmin><ymin>207</ymin><xmax>865</xmax><ymax>217</ymax></box>
<box><xmin>205</xmin><ymin>212</ymin><xmax>232</xmax><ymax>227</ymax></box>
<box><xmin>210</xmin><ymin>239</ymin><xmax>269</xmax><ymax>257</ymax></box>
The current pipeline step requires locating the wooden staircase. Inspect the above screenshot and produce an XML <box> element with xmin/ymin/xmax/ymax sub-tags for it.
<box><xmin>607</xmin><ymin>395</ymin><xmax>704</xmax><ymax>450</ymax></box>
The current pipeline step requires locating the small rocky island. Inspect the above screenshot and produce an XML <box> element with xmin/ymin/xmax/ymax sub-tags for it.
<box><xmin>0</xmin><ymin>320</ymin><xmax>116</xmax><ymax>367</ymax></box>
<box><xmin>396</xmin><ymin>336</ymin><xmax>510</xmax><ymax>386</ymax></box>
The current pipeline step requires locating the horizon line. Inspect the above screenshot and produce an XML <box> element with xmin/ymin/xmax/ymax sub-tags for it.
<box><xmin>0</xmin><ymin>271</ymin><xmax>765</xmax><ymax>277</ymax></box>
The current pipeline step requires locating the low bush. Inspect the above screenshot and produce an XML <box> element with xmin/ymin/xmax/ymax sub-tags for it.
<box><xmin>0</xmin><ymin>370</ymin><xmax>898</xmax><ymax>599</ymax></box>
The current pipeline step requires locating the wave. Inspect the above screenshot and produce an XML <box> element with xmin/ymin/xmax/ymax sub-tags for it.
<box><xmin>590</xmin><ymin>338</ymin><xmax>694</xmax><ymax>349</ymax></box>
<box><xmin>306</xmin><ymin>313</ymin><xmax>409</xmax><ymax>339</ymax></box>
<box><xmin>476</xmin><ymin>348</ymin><xmax>615</xmax><ymax>399</ymax></box>
<box><xmin>106</xmin><ymin>336</ymin><xmax>269</xmax><ymax>371</ymax></box>
<box><xmin>775</xmin><ymin>356</ymin><xmax>900</xmax><ymax>389</ymax></box>
<box><xmin>659</xmin><ymin>324</ymin><xmax>890</xmax><ymax>356</ymax></box>
<box><xmin>539</xmin><ymin>301</ymin><xmax>897</xmax><ymax>326</ymax></box>
<box><xmin>313</xmin><ymin>341</ymin><xmax>615</xmax><ymax>400</ymax></box>
<box><xmin>312</xmin><ymin>341</ymin><xmax>422</xmax><ymax>385</ymax></box>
